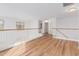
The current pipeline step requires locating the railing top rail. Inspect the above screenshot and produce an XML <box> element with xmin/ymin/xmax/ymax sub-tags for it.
<box><xmin>51</xmin><ymin>28</ymin><xmax>79</xmax><ymax>30</ymax></box>
<box><xmin>0</xmin><ymin>28</ymin><xmax>39</xmax><ymax>31</ymax></box>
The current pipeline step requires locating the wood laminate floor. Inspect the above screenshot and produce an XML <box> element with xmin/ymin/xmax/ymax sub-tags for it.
<box><xmin>0</xmin><ymin>34</ymin><xmax>79</xmax><ymax>56</ymax></box>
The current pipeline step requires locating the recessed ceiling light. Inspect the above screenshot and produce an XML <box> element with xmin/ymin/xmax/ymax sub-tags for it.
<box><xmin>66</xmin><ymin>8</ymin><xmax>78</xmax><ymax>13</ymax></box>
<box><xmin>65</xmin><ymin>4</ymin><xmax>78</xmax><ymax>13</ymax></box>
<box><xmin>69</xmin><ymin>8</ymin><xmax>77</xmax><ymax>12</ymax></box>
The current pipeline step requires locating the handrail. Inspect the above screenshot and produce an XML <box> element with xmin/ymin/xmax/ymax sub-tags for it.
<box><xmin>0</xmin><ymin>27</ymin><xmax>79</xmax><ymax>31</ymax></box>
<box><xmin>51</xmin><ymin>28</ymin><xmax>79</xmax><ymax>30</ymax></box>
<box><xmin>0</xmin><ymin>28</ymin><xmax>39</xmax><ymax>31</ymax></box>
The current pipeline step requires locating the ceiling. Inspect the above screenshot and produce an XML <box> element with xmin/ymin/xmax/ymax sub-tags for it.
<box><xmin>0</xmin><ymin>3</ymin><xmax>79</xmax><ymax>20</ymax></box>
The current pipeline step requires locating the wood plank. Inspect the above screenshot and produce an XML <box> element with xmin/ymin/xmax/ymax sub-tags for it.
<box><xmin>4</xmin><ymin>34</ymin><xmax>52</xmax><ymax>56</ymax></box>
<box><xmin>43</xmin><ymin>39</ymin><xmax>63</xmax><ymax>56</ymax></box>
<box><xmin>0</xmin><ymin>48</ymin><xmax>11</xmax><ymax>56</ymax></box>
<box><xmin>63</xmin><ymin>40</ymin><xmax>78</xmax><ymax>56</ymax></box>
<box><xmin>0</xmin><ymin>34</ymin><xmax>78</xmax><ymax>56</ymax></box>
<box><xmin>42</xmin><ymin>39</ymin><xmax>60</xmax><ymax>56</ymax></box>
<box><xmin>25</xmin><ymin>38</ymin><xmax>52</xmax><ymax>56</ymax></box>
<box><xmin>48</xmin><ymin>40</ymin><xmax>64</xmax><ymax>56</ymax></box>
<box><xmin>22</xmin><ymin>35</ymin><xmax>52</xmax><ymax>56</ymax></box>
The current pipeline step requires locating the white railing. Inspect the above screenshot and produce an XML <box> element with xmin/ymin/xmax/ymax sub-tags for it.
<box><xmin>1</xmin><ymin>27</ymin><xmax>79</xmax><ymax>51</ymax></box>
<box><xmin>50</xmin><ymin>28</ymin><xmax>79</xmax><ymax>42</ymax></box>
<box><xmin>0</xmin><ymin>28</ymin><xmax>42</xmax><ymax>51</ymax></box>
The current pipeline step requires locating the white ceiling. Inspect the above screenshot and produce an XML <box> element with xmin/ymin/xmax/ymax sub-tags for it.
<box><xmin>0</xmin><ymin>3</ymin><xmax>79</xmax><ymax>20</ymax></box>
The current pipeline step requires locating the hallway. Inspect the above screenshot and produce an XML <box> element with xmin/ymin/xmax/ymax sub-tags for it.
<box><xmin>0</xmin><ymin>34</ymin><xmax>79</xmax><ymax>56</ymax></box>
